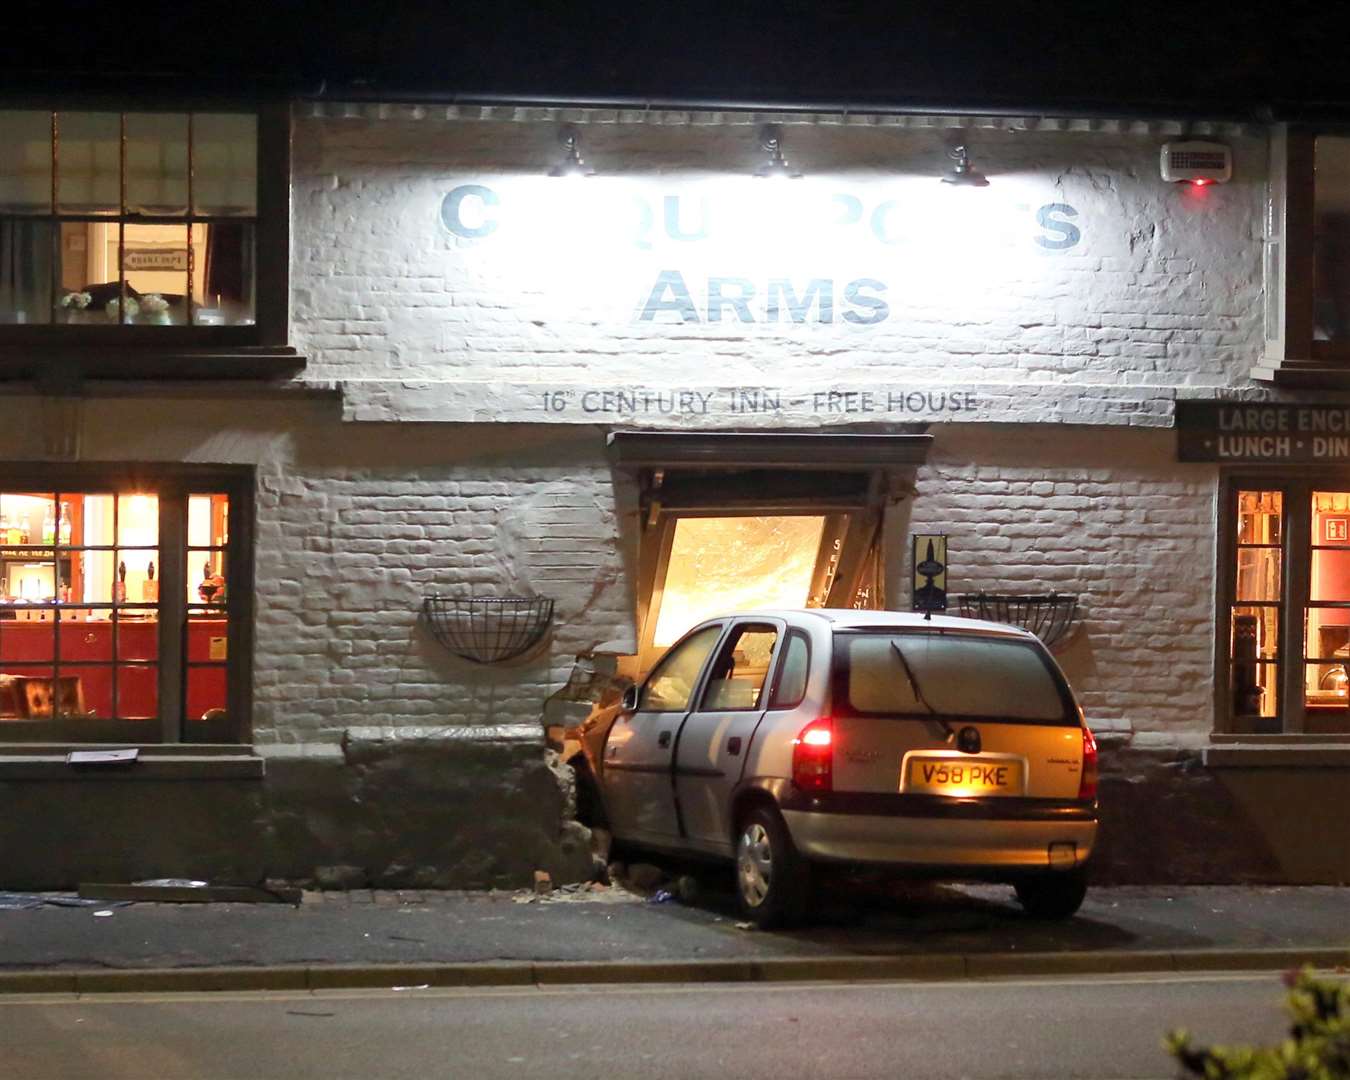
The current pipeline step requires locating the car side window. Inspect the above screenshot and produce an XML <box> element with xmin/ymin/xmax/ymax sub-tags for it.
<box><xmin>699</xmin><ymin>624</ymin><xmax>779</xmax><ymax>711</ymax></box>
<box><xmin>641</xmin><ymin>624</ymin><xmax>724</xmax><ymax>712</ymax></box>
<box><xmin>767</xmin><ymin>631</ymin><xmax>811</xmax><ymax>709</ymax></box>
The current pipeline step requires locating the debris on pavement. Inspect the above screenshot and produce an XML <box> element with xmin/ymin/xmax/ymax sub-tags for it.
<box><xmin>78</xmin><ymin>882</ymin><xmax>302</xmax><ymax>905</ymax></box>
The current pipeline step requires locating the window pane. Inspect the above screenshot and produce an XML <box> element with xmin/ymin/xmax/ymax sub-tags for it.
<box><xmin>653</xmin><ymin>516</ymin><xmax>826</xmax><ymax>648</ymax></box>
<box><xmin>64</xmin><ymin>664</ymin><xmax>112</xmax><ymax>719</ymax></box>
<box><xmin>116</xmin><ymin>664</ymin><xmax>157</xmax><ymax>720</ymax></box>
<box><xmin>188</xmin><ymin>492</ymin><xmax>230</xmax><ymax>546</ymax></box>
<box><xmin>0</xmin><ymin>111</ymin><xmax>51</xmax><ymax>213</ymax></box>
<box><xmin>1236</xmin><ymin>547</ymin><xmax>1281</xmax><ymax>602</ymax></box>
<box><xmin>121</xmin><ymin>224</ymin><xmax>189</xmax><ymax>324</ymax></box>
<box><xmin>186</xmin><ymin>664</ymin><xmax>227</xmax><ymax>723</ymax></box>
<box><xmin>0</xmin><ymin>617</ymin><xmax>53</xmax><ymax>662</ymax></box>
<box><xmin>192</xmin><ymin>114</ymin><xmax>257</xmax><ymax>216</ymax></box>
<box><xmin>116</xmin><ymin>494</ymin><xmax>158</xmax><ymax>547</ymax></box>
<box><xmin>702</xmin><ymin>626</ymin><xmax>777</xmax><ymax>710</ymax></box>
<box><xmin>125</xmin><ymin>113</ymin><xmax>188</xmax><ymax>216</ymax></box>
<box><xmin>59</xmin><ymin>608</ymin><xmax>111</xmax><ymax>661</ymax></box>
<box><xmin>0</xmin><ymin>492</ymin><xmax>53</xmax><ymax>546</ymax></box>
<box><xmin>1237</xmin><ymin>490</ymin><xmax>1282</xmax><ymax>545</ymax></box>
<box><xmin>769</xmin><ymin>633</ymin><xmax>810</xmax><ymax>708</ymax></box>
<box><xmin>643</xmin><ymin>624</ymin><xmax>722</xmax><ymax>712</ymax></box>
<box><xmin>56</xmin><ymin>112</ymin><xmax>120</xmax><ymax>215</ymax></box>
<box><xmin>1232</xmin><ymin>663</ymin><xmax>1279</xmax><ymax>722</ymax></box>
<box><xmin>1311</xmin><ymin>548</ymin><xmax>1350</xmax><ymax>602</ymax></box>
<box><xmin>117</xmin><ymin>615</ymin><xmax>157</xmax><ymax>662</ymax></box>
<box><xmin>191</xmin><ymin>555</ymin><xmax>227</xmax><ymax>606</ymax></box>
<box><xmin>1232</xmin><ymin>604</ymin><xmax>1279</xmax><ymax>661</ymax></box>
<box><xmin>1315</xmin><ymin>136</ymin><xmax>1350</xmax><ymax>342</ymax></box>
<box><xmin>0</xmin><ymin>217</ymin><xmax>53</xmax><ymax>324</ymax></box>
<box><xmin>191</xmin><ymin>222</ymin><xmax>255</xmax><ymax>326</ymax></box>
<box><xmin>187</xmin><ymin>607</ymin><xmax>228</xmax><ymax>662</ymax></box>
<box><xmin>844</xmin><ymin>633</ymin><xmax>1071</xmax><ymax>722</ymax></box>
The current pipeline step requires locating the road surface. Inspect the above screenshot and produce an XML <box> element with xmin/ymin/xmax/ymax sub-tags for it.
<box><xmin>1</xmin><ymin>971</ymin><xmax>1301</xmax><ymax>1079</ymax></box>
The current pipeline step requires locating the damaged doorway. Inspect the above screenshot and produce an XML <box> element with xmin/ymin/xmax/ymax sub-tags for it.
<box><xmin>614</xmin><ymin>432</ymin><xmax>932</xmax><ymax>672</ymax></box>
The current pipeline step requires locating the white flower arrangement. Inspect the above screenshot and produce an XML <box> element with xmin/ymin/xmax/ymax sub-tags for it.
<box><xmin>60</xmin><ymin>291</ymin><xmax>92</xmax><ymax>310</ymax></box>
<box><xmin>106</xmin><ymin>297</ymin><xmax>140</xmax><ymax>321</ymax></box>
<box><xmin>139</xmin><ymin>293</ymin><xmax>169</xmax><ymax>315</ymax></box>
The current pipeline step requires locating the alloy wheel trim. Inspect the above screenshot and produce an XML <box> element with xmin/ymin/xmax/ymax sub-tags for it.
<box><xmin>737</xmin><ymin>821</ymin><xmax>772</xmax><ymax>908</ymax></box>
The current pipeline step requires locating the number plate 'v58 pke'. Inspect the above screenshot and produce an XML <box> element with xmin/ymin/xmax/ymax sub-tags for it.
<box><xmin>904</xmin><ymin>755</ymin><xmax>1025</xmax><ymax>797</ymax></box>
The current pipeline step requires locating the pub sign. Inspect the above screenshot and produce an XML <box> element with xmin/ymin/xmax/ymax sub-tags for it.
<box><xmin>912</xmin><ymin>534</ymin><xmax>948</xmax><ymax>613</ymax></box>
<box><xmin>1177</xmin><ymin>401</ymin><xmax>1350</xmax><ymax>463</ymax></box>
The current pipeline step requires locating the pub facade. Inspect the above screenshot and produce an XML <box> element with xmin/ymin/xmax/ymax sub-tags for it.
<box><xmin>0</xmin><ymin>96</ymin><xmax>1347</xmax><ymax>887</ymax></box>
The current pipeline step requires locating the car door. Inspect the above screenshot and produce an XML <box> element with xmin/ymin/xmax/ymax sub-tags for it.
<box><xmin>600</xmin><ymin>622</ymin><xmax>725</xmax><ymax>847</ymax></box>
<box><xmin>674</xmin><ymin>620</ymin><xmax>784</xmax><ymax>852</ymax></box>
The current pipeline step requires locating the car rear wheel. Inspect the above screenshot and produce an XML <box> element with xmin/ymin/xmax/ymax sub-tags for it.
<box><xmin>1014</xmin><ymin>868</ymin><xmax>1088</xmax><ymax>919</ymax></box>
<box><xmin>735</xmin><ymin>806</ymin><xmax>811</xmax><ymax>929</ymax></box>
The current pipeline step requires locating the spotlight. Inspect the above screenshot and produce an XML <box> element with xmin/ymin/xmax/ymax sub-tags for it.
<box><xmin>941</xmin><ymin>144</ymin><xmax>989</xmax><ymax>187</ymax></box>
<box><xmin>754</xmin><ymin>124</ymin><xmax>802</xmax><ymax>179</ymax></box>
<box><xmin>548</xmin><ymin>126</ymin><xmax>594</xmax><ymax>178</ymax></box>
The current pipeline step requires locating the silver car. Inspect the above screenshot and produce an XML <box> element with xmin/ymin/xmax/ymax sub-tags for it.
<box><xmin>578</xmin><ymin>609</ymin><xmax>1098</xmax><ymax>927</ymax></box>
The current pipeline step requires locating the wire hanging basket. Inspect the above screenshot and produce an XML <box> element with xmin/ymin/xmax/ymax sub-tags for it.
<box><xmin>422</xmin><ymin>596</ymin><xmax>555</xmax><ymax>664</ymax></box>
<box><xmin>953</xmin><ymin>593</ymin><xmax>1080</xmax><ymax>650</ymax></box>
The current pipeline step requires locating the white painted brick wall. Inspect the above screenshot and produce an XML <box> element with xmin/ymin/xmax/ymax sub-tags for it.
<box><xmin>911</xmin><ymin>425</ymin><xmax>1216</xmax><ymax>740</ymax></box>
<box><xmin>251</xmin><ymin>459</ymin><xmax>632</xmax><ymax>744</ymax></box>
<box><xmin>291</xmin><ymin>109</ymin><xmax>1267</xmax><ymax>409</ymax></box>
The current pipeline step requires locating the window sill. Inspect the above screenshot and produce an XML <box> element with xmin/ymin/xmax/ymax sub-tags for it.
<box><xmin>1250</xmin><ymin>357</ymin><xmax>1350</xmax><ymax>388</ymax></box>
<box><xmin>0</xmin><ymin>344</ymin><xmax>306</xmax><ymax>381</ymax></box>
<box><xmin>0</xmin><ymin>746</ymin><xmax>264</xmax><ymax>781</ymax></box>
<box><xmin>1203</xmin><ymin>740</ymin><xmax>1350</xmax><ymax>768</ymax></box>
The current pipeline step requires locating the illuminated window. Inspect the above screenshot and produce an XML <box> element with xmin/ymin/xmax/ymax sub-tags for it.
<box><xmin>0</xmin><ymin>108</ymin><xmax>280</xmax><ymax>343</ymax></box>
<box><xmin>651</xmin><ymin>516</ymin><xmax>827</xmax><ymax>648</ymax></box>
<box><xmin>1221</xmin><ymin>477</ymin><xmax>1350</xmax><ymax>734</ymax></box>
<box><xmin>0</xmin><ymin>468</ymin><xmax>251</xmax><ymax>743</ymax></box>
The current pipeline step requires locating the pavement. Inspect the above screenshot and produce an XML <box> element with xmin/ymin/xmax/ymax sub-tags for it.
<box><xmin>1</xmin><ymin>877</ymin><xmax>1348</xmax><ymax>995</ymax></box>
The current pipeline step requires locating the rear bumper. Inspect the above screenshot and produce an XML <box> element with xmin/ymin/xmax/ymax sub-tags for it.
<box><xmin>781</xmin><ymin>797</ymin><xmax>1097</xmax><ymax>872</ymax></box>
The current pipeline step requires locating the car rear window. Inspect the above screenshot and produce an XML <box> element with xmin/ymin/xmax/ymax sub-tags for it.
<box><xmin>836</xmin><ymin>631</ymin><xmax>1074</xmax><ymax>724</ymax></box>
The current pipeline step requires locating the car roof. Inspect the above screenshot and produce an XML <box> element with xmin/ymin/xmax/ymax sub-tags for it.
<box><xmin>705</xmin><ymin>608</ymin><xmax>1038</xmax><ymax>640</ymax></box>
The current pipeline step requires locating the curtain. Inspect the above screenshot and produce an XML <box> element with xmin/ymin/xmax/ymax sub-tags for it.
<box><xmin>203</xmin><ymin>222</ymin><xmax>254</xmax><ymax>305</ymax></box>
<box><xmin>0</xmin><ymin>219</ymin><xmax>52</xmax><ymax>323</ymax></box>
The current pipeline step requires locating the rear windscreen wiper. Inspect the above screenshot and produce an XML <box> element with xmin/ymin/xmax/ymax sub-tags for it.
<box><xmin>890</xmin><ymin>640</ymin><xmax>955</xmax><ymax>744</ymax></box>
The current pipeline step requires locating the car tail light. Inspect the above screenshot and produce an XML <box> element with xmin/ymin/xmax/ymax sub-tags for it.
<box><xmin>1078</xmin><ymin>725</ymin><xmax>1099</xmax><ymax>802</ymax></box>
<box><xmin>792</xmin><ymin>718</ymin><xmax>833</xmax><ymax>794</ymax></box>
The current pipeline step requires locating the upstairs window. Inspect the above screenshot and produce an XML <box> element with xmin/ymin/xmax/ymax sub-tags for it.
<box><xmin>1259</xmin><ymin>126</ymin><xmax>1350</xmax><ymax>383</ymax></box>
<box><xmin>0</xmin><ymin>111</ymin><xmax>257</xmax><ymax>329</ymax></box>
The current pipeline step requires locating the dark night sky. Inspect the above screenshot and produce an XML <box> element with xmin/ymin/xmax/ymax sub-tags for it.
<box><xmin>4</xmin><ymin>0</ymin><xmax>1350</xmax><ymax>118</ymax></box>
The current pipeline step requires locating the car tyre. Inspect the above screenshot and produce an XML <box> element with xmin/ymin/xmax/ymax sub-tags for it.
<box><xmin>1014</xmin><ymin>868</ymin><xmax>1088</xmax><ymax>919</ymax></box>
<box><xmin>735</xmin><ymin>805</ymin><xmax>811</xmax><ymax>929</ymax></box>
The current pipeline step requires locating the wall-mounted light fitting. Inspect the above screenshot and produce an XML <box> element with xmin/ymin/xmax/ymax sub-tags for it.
<box><xmin>548</xmin><ymin>125</ymin><xmax>594</xmax><ymax>178</ymax></box>
<box><xmin>941</xmin><ymin>144</ymin><xmax>989</xmax><ymax>187</ymax></box>
<box><xmin>754</xmin><ymin>124</ymin><xmax>802</xmax><ymax>179</ymax></box>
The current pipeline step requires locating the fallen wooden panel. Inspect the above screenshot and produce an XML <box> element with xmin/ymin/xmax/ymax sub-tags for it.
<box><xmin>78</xmin><ymin>883</ymin><xmax>302</xmax><ymax>905</ymax></box>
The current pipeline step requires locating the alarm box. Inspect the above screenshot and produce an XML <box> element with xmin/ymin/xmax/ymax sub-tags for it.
<box><xmin>1160</xmin><ymin>141</ymin><xmax>1232</xmax><ymax>184</ymax></box>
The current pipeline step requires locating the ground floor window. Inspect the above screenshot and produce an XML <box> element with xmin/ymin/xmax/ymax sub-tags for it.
<box><xmin>0</xmin><ymin>465</ymin><xmax>252</xmax><ymax>743</ymax></box>
<box><xmin>1224</xmin><ymin>474</ymin><xmax>1350</xmax><ymax>734</ymax></box>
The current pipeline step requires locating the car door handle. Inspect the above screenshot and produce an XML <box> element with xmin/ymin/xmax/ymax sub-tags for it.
<box><xmin>657</xmin><ymin>730</ymin><xmax>672</xmax><ymax>749</ymax></box>
<box><xmin>727</xmin><ymin>737</ymin><xmax>742</xmax><ymax>756</ymax></box>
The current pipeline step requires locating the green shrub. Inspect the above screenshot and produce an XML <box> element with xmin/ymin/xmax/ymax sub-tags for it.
<box><xmin>1166</xmin><ymin>968</ymin><xmax>1350</xmax><ymax>1079</ymax></box>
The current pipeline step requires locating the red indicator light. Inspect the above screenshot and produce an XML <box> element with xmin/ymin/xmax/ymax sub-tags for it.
<box><xmin>1077</xmin><ymin>726</ymin><xmax>1099</xmax><ymax>801</ymax></box>
<box><xmin>792</xmin><ymin>718</ymin><xmax>833</xmax><ymax>793</ymax></box>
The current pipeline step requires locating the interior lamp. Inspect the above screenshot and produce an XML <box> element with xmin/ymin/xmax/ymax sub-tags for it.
<box><xmin>548</xmin><ymin>126</ymin><xmax>594</xmax><ymax>178</ymax></box>
<box><xmin>941</xmin><ymin>144</ymin><xmax>990</xmax><ymax>187</ymax></box>
<box><xmin>754</xmin><ymin>124</ymin><xmax>802</xmax><ymax>179</ymax></box>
